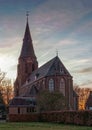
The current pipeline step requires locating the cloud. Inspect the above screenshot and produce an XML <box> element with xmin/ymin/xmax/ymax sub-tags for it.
<box><xmin>30</xmin><ymin>0</ymin><xmax>92</xmax><ymax>62</ymax></box>
<box><xmin>73</xmin><ymin>59</ymin><xmax>91</xmax><ymax>65</ymax></box>
<box><xmin>0</xmin><ymin>36</ymin><xmax>21</xmax><ymax>80</ymax></box>
<box><xmin>70</xmin><ymin>58</ymin><xmax>92</xmax><ymax>75</ymax></box>
<box><xmin>57</xmin><ymin>39</ymin><xmax>77</xmax><ymax>47</ymax></box>
<box><xmin>80</xmin><ymin>80</ymin><xmax>92</xmax><ymax>88</ymax></box>
<box><xmin>76</xmin><ymin>67</ymin><xmax>92</xmax><ymax>74</ymax></box>
<box><xmin>0</xmin><ymin>37</ymin><xmax>22</xmax><ymax>60</ymax></box>
<box><xmin>70</xmin><ymin>12</ymin><xmax>92</xmax><ymax>38</ymax></box>
<box><xmin>30</xmin><ymin>0</ymin><xmax>92</xmax><ymax>38</ymax></box>
<box><xmin>0</xmin><ymin>37</ymin><xmax>20</xmax><ymax>48</ymax></box>
<box><xmin>33</xmin><ymin>0</ymin><xmax>92</xmax><ymax>41</ymax></box>
<box><xmin>81</xmin><ymin>80</ymin><xmax>92</xmax><ymax>86</ymax></box>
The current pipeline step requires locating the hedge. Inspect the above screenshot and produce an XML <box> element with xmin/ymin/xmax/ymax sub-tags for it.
<box><xmin>8</xmin><ymin>111</ymin><xmax>92</xmax><ymax>126</ymax></box>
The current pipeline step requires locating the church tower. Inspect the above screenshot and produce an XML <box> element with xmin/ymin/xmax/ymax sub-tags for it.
<box><xmin>14</xmin><ymin>14</ymin><xmax>38</xmax><ymax>96</ymax></box>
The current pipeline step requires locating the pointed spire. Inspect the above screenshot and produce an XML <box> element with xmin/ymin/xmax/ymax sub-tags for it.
<box><xmin>19</xmin><ymin>13</ymin><xmax>36</xmax><ymax>59</ymax></box>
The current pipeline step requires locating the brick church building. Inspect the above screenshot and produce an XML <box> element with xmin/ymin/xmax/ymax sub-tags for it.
<box><xmin>9</xmin><ymin>16</ymin><xmax>78</xmax><ymax>114</ymax></box>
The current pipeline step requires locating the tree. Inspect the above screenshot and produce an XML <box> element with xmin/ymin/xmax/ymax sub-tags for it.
<box><xmin>0</xmin><ymin>91</ymin><xmax>4</xmax><ymax>104</ymax></box>
<box><xmin>0</xmin><ymin>91</ymin><xmax>6</xmax><ymax>118</ymax></box>
<box><xmin>37</xmin><ymin>90</ymin><xmax>66</xmax><ymax>112</ymax></box>
<box><xmin>0</xmin><ymin>79</ymin><xmax>14</xmax><ymax>106</ymax></box>
<box><xmin>74</xmin><ymin>84</ymin><xmax>91</xmax><ymax>110</ymax></box>
<box><xmin>0</xmin><ymin>69</ymin><xmax>14</xmax><ymax>106</ymax></box>
<box><xmin>0</xmin><ymin>69</ymin><xmax>6</xmax><ymax>83</ymax></box>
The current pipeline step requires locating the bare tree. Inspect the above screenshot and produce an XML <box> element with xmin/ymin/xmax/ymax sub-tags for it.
<box><xmin>0</xmin><ymin>69</ymin><xmax>6</xmax><ymax>83</ymax></box>
<box><xmin>0</xmin><ymin>79</ymin><xmax>14</xmax><ymax>105</ymax></box>
<box><xmin>74</xmin><ymin>84</ymin><xmax>91</xmax><ymax>110</ymax></box>
<box><xmin>0</xmin><ymin>69</ymin><xmax>14</xmax><ymax>105</ymax></box>
<box><xmin>0</xmin><ymin>69</ymin><xmax>6</xmax><ymax>102</ymax></box>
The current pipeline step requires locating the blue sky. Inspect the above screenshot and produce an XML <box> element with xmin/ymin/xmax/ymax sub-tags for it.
<box><xmin>0</xmin><ymin>0</ymin><xmax>92</xmax><ymax>88</ymax></box>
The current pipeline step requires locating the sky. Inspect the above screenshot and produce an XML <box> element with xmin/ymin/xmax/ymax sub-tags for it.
<box><xmin>0</xmin><ymin>0</ymin><xmax>92</xmax><ymax>88</ymax></box>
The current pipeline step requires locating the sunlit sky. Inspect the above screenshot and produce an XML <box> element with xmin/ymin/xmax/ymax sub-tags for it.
<box><xmin>0</xmin><ymin>0</ymin><xmax>92</xmax><ymax>88</ymax></box>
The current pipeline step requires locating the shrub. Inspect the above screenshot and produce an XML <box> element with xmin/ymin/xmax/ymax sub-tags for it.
<box><xmin>9</xmin><ymin>110</ymin><xmax>92</xmax><ymax>126</ymax></box>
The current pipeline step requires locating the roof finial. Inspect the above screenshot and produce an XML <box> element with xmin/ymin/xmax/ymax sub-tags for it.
<box><xmin>26</xmin><ymin>11</ymin><xmax>29</xmax><ymax>22</ymax></box>
<box><xmin>56</xmin><ymin>49</ymin><xmax>58</xmax><ymax>56</ymax></box>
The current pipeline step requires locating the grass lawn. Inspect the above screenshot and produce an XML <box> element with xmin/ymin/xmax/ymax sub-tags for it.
<box><xmin>0</xmin><ymin>122</ymin><xmax>91</xmax><ymax>130</ymax></box>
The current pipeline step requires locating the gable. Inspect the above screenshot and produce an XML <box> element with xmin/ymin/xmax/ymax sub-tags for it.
<box><xmin>46</xmin><ymin>56</ymin><xmax>71</xmax><ymax>76</ymax></box>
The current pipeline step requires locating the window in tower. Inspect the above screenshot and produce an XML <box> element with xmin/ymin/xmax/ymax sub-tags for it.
<box><xmin>49</xmin><ymin>78</ymin><xmax>54</xmax><ymax>92</ymax></box>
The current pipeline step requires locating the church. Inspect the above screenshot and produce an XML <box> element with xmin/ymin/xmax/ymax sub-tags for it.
<box><xmin>9</xmin><ymin>15</ymin><xmax>78</xmax><ymax>115</ymax></box>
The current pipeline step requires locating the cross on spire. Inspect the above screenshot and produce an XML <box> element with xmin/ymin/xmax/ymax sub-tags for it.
<box><xmin>26</xmin><ymin>11</ymin><xmax>29</xmax><ymax>22</ymax></box>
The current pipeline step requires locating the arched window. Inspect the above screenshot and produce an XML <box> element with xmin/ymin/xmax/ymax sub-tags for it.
<box><xmin>60</xmin><ymin>78</ymin><xmax>65</xmax><ymax>96</ymax></box>
<box><xmin>49</xmin><ymin>79</ymin><xmax>54</xmax><ymax>92</ymax></box>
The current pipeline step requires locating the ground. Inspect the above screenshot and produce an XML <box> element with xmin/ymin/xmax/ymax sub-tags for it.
<box><xmin>0</xmin><ymin>122</ymin><xmax>91</xmax><ymax>130</ymax></box>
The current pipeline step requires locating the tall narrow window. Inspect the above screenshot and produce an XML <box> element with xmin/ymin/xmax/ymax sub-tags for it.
<box><xmin>60</xmin><ymin>78</ymin><xmax>65</xmax><ymax>96</ymax></box>
<box><xmin>49</xmin><ymin>79</ymin><xmax>54</xmax><ymax>92</ymax></box>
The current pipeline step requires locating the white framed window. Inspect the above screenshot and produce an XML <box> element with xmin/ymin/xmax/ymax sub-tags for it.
<box><xmin>60</xmin><ymin>78</ymin><xmax>65</xmax><ymax>96</ymax></box>
<box><xmin>49</xmin><ymin>79</ymin><xmax>54</xmax><ymax>92</ymax></box>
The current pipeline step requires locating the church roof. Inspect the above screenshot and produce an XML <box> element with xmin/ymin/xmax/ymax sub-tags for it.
<box><xmin>19</xmin><ymin>19</ymin><xmax>36</xmax><ymax>58</ymax></box>
<box><xmin>25</xmin><ymin>56</ymin><xmax>72</xmax><ymax>85</ymax></box>
<box><xmin>9</xmin><ymin>97</ymin><xmax>36</xmax><ymax>107</ymax></box>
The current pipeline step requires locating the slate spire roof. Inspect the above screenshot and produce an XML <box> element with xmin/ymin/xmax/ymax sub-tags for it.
<box><xmin>19</xmin><ymin>15</ymin><xmax>36</xmax><ymax>58</ymax></box>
